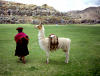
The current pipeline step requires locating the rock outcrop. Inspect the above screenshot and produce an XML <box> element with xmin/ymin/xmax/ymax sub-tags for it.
<box><xmin>1</xmin><ymin>0</ymin><xmax>98</xmax><ymax>24</ymax></box>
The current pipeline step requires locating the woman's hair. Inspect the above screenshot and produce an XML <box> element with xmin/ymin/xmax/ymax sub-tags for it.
<box><xmin>18</xmin><ymin>29</ymin><xmax>22</xmax><ymax>33</ymax></box>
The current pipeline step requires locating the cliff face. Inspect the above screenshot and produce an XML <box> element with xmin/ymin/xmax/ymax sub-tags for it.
<box><xmin>0</xmin><ymin>0</ymin><xmax>57</xmax><ymax>16</ymax></box>
<box><xmin>0</xmin><ymin>0</ymin><xmax>80</xmax><ymax>24</ymax></box>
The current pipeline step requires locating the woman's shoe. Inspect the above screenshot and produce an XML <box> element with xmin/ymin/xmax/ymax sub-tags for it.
<box><xmin>22</xmin><ymin>61</ymin><xmax>26</xmax><ymax>64</ymax></box>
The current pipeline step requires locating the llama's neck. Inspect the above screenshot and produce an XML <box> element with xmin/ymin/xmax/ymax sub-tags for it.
<box><xmin>38</xmin><ymin>27</ymin><xmax>45</xmax><ymax>38</ymax></box>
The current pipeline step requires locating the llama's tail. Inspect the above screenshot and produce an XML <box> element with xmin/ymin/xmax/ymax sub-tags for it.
<box><xmin>66</xmin><ymin>38</ymin><xmax>71</xmax><ymax>43</ymax></box>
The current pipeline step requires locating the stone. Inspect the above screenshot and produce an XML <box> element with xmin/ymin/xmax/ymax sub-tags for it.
<box><xmin>32</xmin><ymin>19</ymin><xmax>40</xmax><ymax>24</ymax></box>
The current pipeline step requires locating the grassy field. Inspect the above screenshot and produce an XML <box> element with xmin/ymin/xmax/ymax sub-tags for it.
<box><xmin>0</xmin><ymin>24</ymin><xmax>100</xmax><ymax>76</ymax></box>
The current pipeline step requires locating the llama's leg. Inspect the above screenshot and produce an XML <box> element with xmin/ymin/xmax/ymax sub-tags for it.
<box><xmin>64</xmin><ymin>51</ymin><xmax>69</xmax><ymax>63</ymax></box>
<box><xmin>46</xmin><ymin>51</ymin><xmax>49</xmax><ymax>64</ymax></box>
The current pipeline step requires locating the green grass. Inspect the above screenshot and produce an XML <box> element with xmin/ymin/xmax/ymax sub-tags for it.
<box><xmin>0</xmin><ymin>24</ymin><xmax>100</xmax><ymax>76</ymax></box>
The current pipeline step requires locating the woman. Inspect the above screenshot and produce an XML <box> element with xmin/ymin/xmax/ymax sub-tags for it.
<box><xmin>15</xmin><ymin>27</ymin><xmax>29</xmax><ymax>63</ymax></box>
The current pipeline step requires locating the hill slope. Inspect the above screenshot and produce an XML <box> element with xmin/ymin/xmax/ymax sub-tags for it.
<box><xmin>68</xmin><ymin>7</ymin><xmax>100</xmax><ymax>20</ymax></box>
<box><xmin>0</xmin><ymin>0</ymin><xmax>77</xmax><ymax>24</ymax></box>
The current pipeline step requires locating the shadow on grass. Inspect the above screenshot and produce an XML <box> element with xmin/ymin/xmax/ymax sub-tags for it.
<box><xmin>41</xmin><ymin>59</ymin><xmax>71</xmax><ymax>65</ymax></box>
<box><xmin>16</xmin><ymin>58</ymin><xmax>31</xmax><ymax>64</ymax></box>
<box><xmin>16</xmin><ymin>60</ymin><xmax>23</xmax><ymax>63</ymax></box>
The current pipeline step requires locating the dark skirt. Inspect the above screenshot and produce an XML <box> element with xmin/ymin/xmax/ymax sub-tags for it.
<box><xmin>15</xmin><ymin>36</ymin><xmax>29</xmax><ymax>56</ymax></box>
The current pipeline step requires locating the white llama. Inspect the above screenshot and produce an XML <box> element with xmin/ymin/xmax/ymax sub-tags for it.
<box><xmin>34</xmin><ymin>24</ymin><xmax>71</xmax><ymax>63</ymax></box>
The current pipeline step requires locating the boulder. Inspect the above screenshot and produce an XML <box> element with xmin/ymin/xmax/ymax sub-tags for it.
<box><xmin>67</xmin><ymin>19</ymin><xmax>75</xmax><ymax>24</ymax></box>
<box><xmin>0</xmin><ymin>9</ymin><xmax>4</xmax><ymax>15</ymax></box>
<box><xmin>60</xmin><ymin>19</ymin><xmax>65</xmax><ymax>25</ymax></box>
<box><xmin>0</xmin><ymin>17</ymin><xmax>3</xmax><ymax>24</ymax></box>
<box><xmin>32</xmin><ymin>19</ymin><xmax>40</xmax><ymax>24</ymax></box>
<box><xmin>19</xmin><ymin>20</ymin><xmax>25</xmax><ymax>24</ymax></box>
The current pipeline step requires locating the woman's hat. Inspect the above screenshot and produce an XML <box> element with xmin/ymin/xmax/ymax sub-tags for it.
<box><xmin>16</xmin><ymin>27</ymin><xmax>23</xmax><ymax>30</ymax></box>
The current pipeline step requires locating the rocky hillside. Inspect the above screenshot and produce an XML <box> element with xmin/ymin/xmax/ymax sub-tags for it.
<box><xmin>68</xmin><ymin>7</ymin><xmax>100</xmax><ymax>20</ymax></box>
<box><xmin>0</xmin><ymin>0</ymin><xmax>80</xmax><ymax>24</ymax></box>
<box><xmin>1</xmin><ymin>0</ymin><xmax>99</xmax><ymax>24</ymax></box>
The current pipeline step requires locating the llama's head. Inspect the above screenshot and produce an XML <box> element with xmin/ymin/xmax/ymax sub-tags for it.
<box><xmin>34</xmin><ymin>23</ymin><xmax>42</xmax><ymax>30</ymax></box>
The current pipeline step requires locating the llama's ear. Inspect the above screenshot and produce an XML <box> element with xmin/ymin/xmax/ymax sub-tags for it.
<box><xmin>39</xmin><ymin>22</ymin><xmax>42</xmax><ymax>26</ymax></box>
